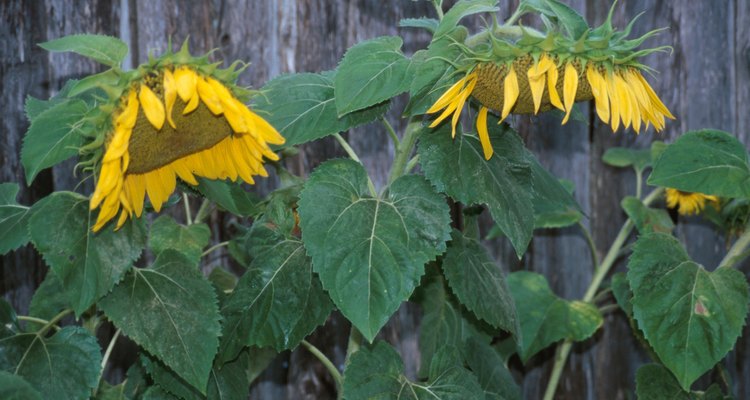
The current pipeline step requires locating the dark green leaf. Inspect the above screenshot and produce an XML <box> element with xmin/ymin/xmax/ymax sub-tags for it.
<box><xmin>398</xmin><ymin>17</ymin><xmax>439</xmax><ymax>32</ymax></box>
<box><xmin>635</xmin><ymin>364</ymin><xmax>689</xmax><ymax>400</ymax></box>
<box><xmin>95</xmin><ymin>381</ymin><xmax>127</xmax><ymax>400</ymax></box>
<box><xmin>124</xmin><ymin>362</ymin><xmax>149</xmax><ymax>400</ymax></box>
<box><xmin>342</xmin><ymin>341</ymin><xmax>484</xmax><ymax>400</ymax></box>
<box><xmin>253</xmin><ymin>72</ymin><xmax>388</xmax><ymax>146</ymax></box>
<box><xmin>0</xmin><ymin>371</ymin><xmax>43</xmax><ymax>400</ymax></box>
<box><xmin>621</xmin><ymin>196</ymin><xmax>675</xmax><ymax>234</ymax></box>
<box><xmin>464</xmin><ymin>338</ymin><xmax>521</xmax><ymax>400</ymax></box>
<box><xmin>435</xmin><ymin>0</ymin><xmax>499</xmax><ymax>38</ymax></box>
<box><xmin>507</xmin><ymin>271</ymin><xmax>603</xmax><ymax>362</ymax></box>
<box><xmin>298</xmin><ymin>160</ymin><xmax>451</xmax><ymax>341</ymax></box>
<box><xmin>648</xmin><ymin>130</ymin><xmax>750</xmax><ymax>198</ymax></box>
<box><xmin>416</xmin><ymin>271</ymin><xmax>493</xmax><ymax>378</ymax></box>
<box><xmin>419</xmin><ymin>125</ymin><xmax>534</xmax><ymax>257</ymax></box>
<box><xmin>208</xmin><ymin>267</ymin><xmax>238</xmax><ymax>294</ymax></box>
<box><xmin>28</xmin><ymin>273</ymin><xmax>70</xmax><ymax>330</ymax></box>
<box><xmin>528</xmin><ymin>156</ymin><xmax>582</xmax><ymax>229</ymax></box>
<box><xmin>0</xmin><ymin>183</ymin><xmax>32</xmax><ymax>254</ymax></box>
<box><xmin>99</xmin><ymin>251</ymin><xmax>221</xmax><ymax>393</ymax></box>
<box><xmin>28</xmin><ymin>192</ymin><xmax>146</xmax><ymax>315</ymax></box>
<box><xmin>628</xmin><ymin>233</ymin><xmax>749</xmax><ymax>390</ymax></box>
<box><xmin>334</xmin><ymin>36</ymin><xmax>411</xmax><ymax>115</ymax></box>
<box><xmin>0</xmin><ymin>299</ymin><xmax>19</xmax><ymax>339</ymax></box>
<box><xmin>0</xmin><ymin>327</ymin><xmax>102</xmax><ymax>400</ymax></box>
<box><xmin>442</xmin><ymin>230</ymin><xmax>518</xmax><ymax>334</ymax></box>
<box><xmin>21</xmin><ymin>99</ymin><xmax>87</xmax><ymax>184</ymax></box>
<box><xmin>142</xmin><ymin>386</ymin><xmax>180</xmax><ymax>400</ymax></box>
<box><xmin>610</xmin><ymin>272</ymin><xmax>633</xmax><ymax>317</ymax></box>
<box><xmin>602</xmin><ymin>147</ymin><xmax>652</xmax><ymax>171</ymax></box>
<box><xmin>39</xmin><ymin>34</ymin><xmax>128</xmax><ymax>67</ymax></box>
<box><xmin>148</xmin><ymin>215</ymin><xmax>210</xmax><ymax>263</ymax></box>
<box><xmin>141</xmin><ymin>353</ymin><xmax>248</xmax><ymax>400</ymax></box>
<box><xmin>219</xmin><ymin>206</ymin><xmax>332</xmax><ymax>360</ymax></box>
<box><xmin>195</xmin><ymin>178</ymin><xmax>260</xmax><ymax>217</ymax></box>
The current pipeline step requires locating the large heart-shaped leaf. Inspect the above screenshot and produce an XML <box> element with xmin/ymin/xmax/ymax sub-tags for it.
<box><xmin>0</xmin><ymin>327</ymin><xmax>101</xmax><ymax>400</ymax></box>
<box><xmin>99</xmin><ymin>250</ymin><xmax>221</xmax><ymax>393</ymax></box>
<box><xmin>628</xmin><ymin>233</ymin><xmax>749</xmax><ymax>390</ymax></box>
<box><xmin>298</xmin><ymin>159</ymin><xmax>451</xmax><ymax>341</ymax></box>
<box><xmin>28</xmin><ymin>192</ymin><xmax>146</xmax><ymax>315</ymax></box>
<box><xmin>507</xmin><ymin>271</ymin><xmax>603</xmax><ymax>362</ymax></box>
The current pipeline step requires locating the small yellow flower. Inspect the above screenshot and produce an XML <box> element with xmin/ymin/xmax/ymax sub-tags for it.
<box><xmin>665</xmin><ymin>188</ymin><xmax>718</xmax><ymax>216</ymax></box>
<box><xmin>90</xmin><ymin>66</ymin><xmax>285</xmax><ymax>232</ymax></box>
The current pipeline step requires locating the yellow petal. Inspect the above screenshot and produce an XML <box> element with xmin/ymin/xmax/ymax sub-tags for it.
<box><xmin>528</xmin><ymin>74</ymin><xmax>546</xmax><ymax>114</ymax></box>
<box><xmin>163</xmin><ymin>69</ymin><xmax>177</xmax><ymax>129</ymax></box>
<box><xmin>450</xmin><ymin>77</ymin><xmax>477</xmax><ymax>138</ymax></box>
<box><xmin>547</xmin><ymin>64</ymin><xmax>564</xmax><ymax>111</ymax></box>
<box><xmin>636</xmin><ymin>73</ymin><xmax>675</xmax><ymax>119</ymax></box>
<box><xmin>586</xmin><ymin>66</ymin><xmax>610</xmax><ymax>124</ymax></box>
<box><xmin>197</xmin><ymin>77</ymin><xmax>224</xmax><ymax>115</ymax></box>
<box><xmin>174</xmin><ymin>67</ymin><xmax>198</xmax><ymax>102</ymax></box>
<box><xmin>562</xmin><ymin>63</ymin><xmax>578</xmax><ymax>124</ymax></box>
<box><xmin>427</xmin><ymin>73</ymin><xmax>475</xmax><ymax>114</ymax></box>
<box><xmin>527</xmin><ymin>54</ymin><xmax>554</xmax><ymax>79</ymax></box>
<box><xmin>127</xmin><ymin>175</ymin><xmax>146</xmax><ymax>217</ymax></box>
<box><xmin>91</xmin><ymin>160</ymin><xmax>121</xmax><ymax>210</ymax></box>
<box><xmin>145</xmin><ymin>170</ymin><xmax>166</xmax><ymax>212</ymax></box>
<box><xmin>501</xmin><ymin>66</ymin><xmax>519</xmax><ymax>120</ymax></box>
<box><xmin>476</xmin><ymin>106</ymin><xmax>493</xmax><ymax>160</ymax></box>
<box><xmin>139</xmin><ymin>84</ymin><xmax>165</xmax><ymax>130</ymax></box>
<box><xmin>606</xmin><ymin>73</ymin><xmax>621</xmax><ymax>131</ymax></box>
<box><xmin>244</xmin><ymin>108</ymin><xmax>285</xmax><ymax>145</ymax></box>
<box><xmin>102</xmin><ymin>124</ymin><xmax>133</xmax><ymax>163</ymax></box>
<box><xmin>183</xmin><ymin>93</ymin><xmax>199</xmax><ymax>115</ymax></box>
<box><xmin>614</xmin><ymin>74</ymin><xmax>632</xmax><ymax>129</ymax></box>
<box><xmin>116</xmin><ymin>90</ymin><xmax>139</xmax><ymax>130</ymax></box>
<box><xmin>624</xmin><ymin>70</ymin><xmax>658</xmax><ymax>129</ymax></box>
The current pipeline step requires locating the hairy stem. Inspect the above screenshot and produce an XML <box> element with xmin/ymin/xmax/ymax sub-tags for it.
<box><xmin>382</xmin><ymin>117</ymin><xmax>400</xmax><ymax>149</ymax></box>
<box><xmin>719</xmin><ymin>228</ymin><xmax>750</xmax><ymax>268</ymax></box>
<box><xmin>543</xmin><ymin>188</ymin><xmax>664</xmax><ymax>400</ymax></box>
<box><xmin>334</xmin><ymin>133</ymin><xmax>377</xmax><ymax>196</ymax></box>
<box><xmin>194</xmin><ymin>199</ymin><xmax>212</xmax><ymax>224</ymax></box>
<box><xmin>38</xmin><ymin>309</ymin><xmax>73</xmax><ymax>337</ymax></box>
<box><xmin>183</xmin><ymin>193</ymin><xmax>193</xmax><ymax>225</ymax></box>
<box><xmin>202</xmin><ymin>241</ymin><xmax>230</xmax><ymax>257</ymax></box>
<box><xmin>388</xmin><ymin>119</ymin><xmax>422</xmax><ymax>185</ymax></box>
<box><xmin>302</xmin><ymin>340</ymin><xmax>343</xmax><ymax>392</ymax></box>
<box><xmin>17</xmin><ymin>316</ymin><xmax>60</xmax><ymax>331</ymax></box>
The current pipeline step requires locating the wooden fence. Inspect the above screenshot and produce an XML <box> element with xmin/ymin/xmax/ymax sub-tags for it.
<box><xmin>2</xmin><ymin>1</ymin><xmax>749</xmax><ymax>399</ymax></box>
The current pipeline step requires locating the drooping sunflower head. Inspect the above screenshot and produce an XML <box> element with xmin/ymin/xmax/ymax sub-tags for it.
<box><xmin>426</xmin><ymin>2</ymin><xmax>674</xmax><ymax>160</ymax></box>
<box><xmin>665</xmin><ymin>188</ymin><xmax>718</xmax><ymax>216</ymax></box>
<box><xmin>80</xmin><ymin>42</ymin><xmax>285</xmax><ymax>231</ymax></box>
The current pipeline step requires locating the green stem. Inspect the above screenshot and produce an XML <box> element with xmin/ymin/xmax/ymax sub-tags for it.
<box><xmin>577</xmin><ymin>221</ymin><xmax>600</xmax><ymax>269</ymax></box>
<box><xmin>183</xmin><ymin>193</ymin><xmax>193</xmax><ymax>225</ymax></box>
<box><xmin>333</xmin><ymin>133</ymin><xmax>377</xmax><ymax>196</ymax></box>
<box><xmin>38</xmin><ymin>309</ymin><xmax>73</xmax><ymax>336</ymax></box>
<box><xmin>194</xmin><ymin>199</ymin><xmax>212</xmax><ymax>224</ymax></box>
<box><xmin>719</xmin><ymin>228</ymin><xmax>750</xmax><ymax>268</ymax></box>
<box><xmin>405</xmin><ymin>155</ymin><xmax>420</xmax><ymax>174</ymax></box>
<box><xmin>94</xmin><ymin>328</ymin><xmax>121</xmax><ymax>397</ymax></box>
<box><xmin>339</xmin><ymin>326</ymin><xmax>363</xmax><ymax>400</ymax></box>
<box><xmin>542</xmin><ymin>188</ymin><xmax>663</xmax><ymax>400</ymax></box>
<box><xmin>635</xmin><ymin>168</ymin><xmax>643</xmax><ymax>200</ymax></box>
<box><xmin>202</xmin><ymin>241</ymin><xmax>230</xmax><ymax>257</ymax></box>
<box><xmin>382</xmin><ymin>117</ymin><xmax>400</xmax><ymax>149</ymax></box>
<box><xmin>432</xmin><ymin>0</ymin><xmax>444</xmax><ymax>19</ymax></box>
<box><xmin>301</xmin><ymin>340</ymin><xmax>343</xmax><ymax>392</ymax></box>
<box><xmin>599</xmin><ymin>304</ymin><xmax>620</xmax><ymax>314</ymax></box>
<box><xmin>17</xmin><ymin>316</ymin><xmax>60</xmax><ymax>331</ymax></box>
<box><xmin>388</xmin><ymin>120</ymin><xmax>422</xmax><ymax>185</ymax></box>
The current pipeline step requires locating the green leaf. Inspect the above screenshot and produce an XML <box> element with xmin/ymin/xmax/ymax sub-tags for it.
<box><xmin>405</xmin><ymin>28</ymin><xmax>467</xmax><ymax>116</ymax></box>
<box><xmin>95</xmin><ymin>381</ymin><xmax>127</xmax><ymax>400</ymax></box>
<box><xmin>298</xmin><ymin>160</ymin><xmax>451</xmax><ymax>341</ymax></box>
<box><xmin>416</xmin><ymin>270</ymin><xmax>493</xmax><ymax>379</ymax></box>
<box><xmin>610</xmin><ymin>272</ymin><xmax>633</xmax><ymax>317</ymax></box>
<box><xmin>419</xmin><ymin>125</ymin><xmax>535</xmax><ymax>257</ymax></box>
<box><xmin>148</xmin><ymin>215</ymin><xmax>210</xmax><ymax>263</ymax></box>
<box><xmin>648</xmin><ymin>130</ymin><xmax>750</xmax><ymax>198</ymax></box>
<box><xmin>507</xmin><ymin>271</ymin><xmax>603</xmax><ymax>362</ymax></box>
<box><xmin>142</xmin><ymin>386</ymin><xmax>180</xmax><ymax>400</ymax></box>
<box><xmin>21</xmin><ymin>99</ymin><xmax>87</xmax><ymax>184</ymax></box>
<box><xmin>342</xmin><ymin>341</ymin><xmax>484</xmax><ymax>400</ymax></box>
<box><xmin>442</xmin><ymin>230</ymin><xmax>518</xmax><ymax>334</ymax></box>
<box><xmin>464</xmin><ymin>338</ymin><xmax>521</xmax><ymax>400</ymax></box>
<box><xmin>142</xmin><ymin>353</ymin><xmax>249</xmax><ymax>400</ymax></box>
<box><xmin>219</xmin><ymin>205</ymin><xmax>332</xmax><ymax>360</ymax></box>
<box><xmin>124</xmin><ymin>362</ymin><xmax>149</xmax><ymax>400</ymax></box>
<box><xmin>627</xmin><ymin>233</ymin><xmax>749</xmax><ymax>390</ymax></box>
<box><xmin>28</xmin><ymin>192</ymin><xmax>146</xmax><ymax>315</ymax></box>
<box><xmin>398</xmin><ymin>17</ymin><xmax>439</xmax><ymax>33</ymax></box>
<box><xmin>99</xmin><ymin>251</ymin><xmax>221</xmax><ymax>393</ymax></box>
<box><xmin>522</xmin><ymin>0</ymin><xmax>588</xmax><ymax>39</ymax></box>
<box><xmin>602</xmin><ymin>147</ymin><xmax>652</xmax><ymax>171</ymax></box>
<box><xmin>0</xmin><ymin>183</ymin><xmax>31</xmax><ymax>254</ymax></box>
<box><xmin>39</xmin><ymin>34</ymin><xmax>128</xmax><ymax>67</ymax></box>
<box><xmin>28</xmin><ymin>273</ymin><xmax>70</xmax><ymax>330</ymax></box>
<box><xmin>334</xmin><ymin>36</ymin><xmax>411</xmax><ymax>115</ymax></box>
<box><xmin>195</xmin><ymin>178</ymin><xmax>260</xmax><ymax>217</ymax></box>
<box><xmin>435</xmin><ymin>0</ymin><xmax>499</xmax><ymax>38</ymax></box>
<box><xmin>528</xmin><ymin>159</ymin><xmax>582</xmax><ymax>229</ymax></box>
<box><xmin>0</xmin><ymin>371</ymin><xmax>43</xmax><ymax>400</ymax></box>
<box><xmin>69</xmin><ymin>69</ymin><xmax>121</xmax><ymax>97</ymax></box>
<box><xmin>635</xmin><ymin>364</ymin><xmax>689</xmax><ymax>400</ymax></box>
<box><xmin>0</xmin><ymin>327</ymin><xmax>102</xmax><ymax>400</ymax></box>
<box><xmin>621</xmin><ymin>196</ymin><xmax>675</xmax><ymax>234</ymax></box>
<box><xmin>253</xmin><ymin>72</ymin><xmax>389</xmax><ymax>146</ymax></box>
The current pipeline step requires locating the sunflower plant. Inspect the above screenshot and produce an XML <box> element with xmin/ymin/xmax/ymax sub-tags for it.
<box><xmin>1</xmin><ymin>1</ymin><xmax>749</xmax><ymax>399</ymax></box>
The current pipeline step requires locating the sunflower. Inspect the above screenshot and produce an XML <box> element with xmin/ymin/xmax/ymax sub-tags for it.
<box><xmin>426</xmin><ymin>5</ymin><xmax>674</xmax><ymax>160</ymax></box>
<box><xmin>665</xmin><ymin>188</ymin><xmax>718</xmax><ymax>216</ymax></box>
<box><xmin>88</xmin><ymin>51</ymin><xmax>284</xmax><ymax>231</ymax></box>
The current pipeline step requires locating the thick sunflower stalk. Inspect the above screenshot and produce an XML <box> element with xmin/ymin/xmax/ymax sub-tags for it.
<box><xmin>427</xmin><ymin>3</ymin><xmax>674</xmax><ymax>160</ymax></box>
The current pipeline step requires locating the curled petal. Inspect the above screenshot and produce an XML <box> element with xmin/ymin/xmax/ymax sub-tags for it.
<box><xmin>139</xmin><ymin>84</ymin><xmax>166</xmax><ymax>130</ymax></box>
